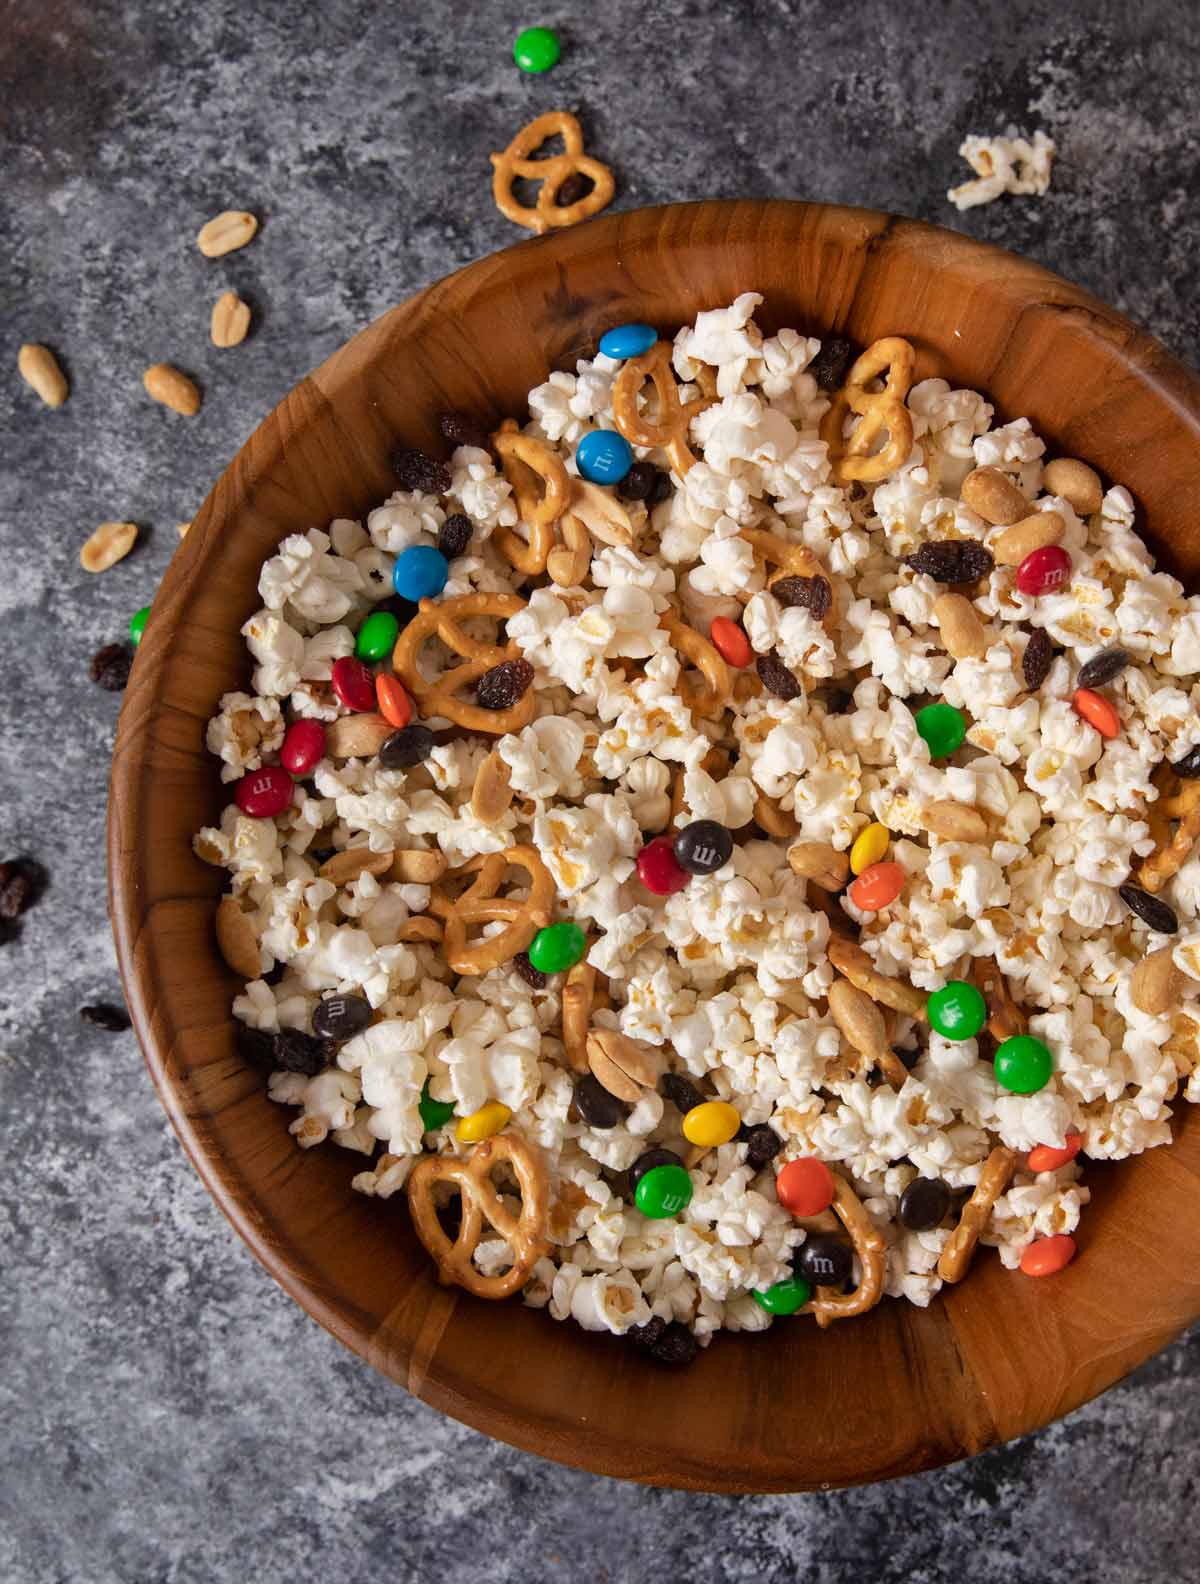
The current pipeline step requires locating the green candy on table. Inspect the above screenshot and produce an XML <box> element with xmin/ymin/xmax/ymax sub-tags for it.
<box><xmin>635</xmin><ymin>1163</ymin><xmax>693</xmax><ymax>1219</ymax></box>
<box><xmin>527</xmin><ymin>920</ymin><xmax>586</xmax><ymax>974</ymax></box>
<box><xmin>513</xmin><ymin>25</ymin><xmax>561</xmax><ymax>73</ymax></box>
<box><xmin>751</xmin><ymin>1275</ymin><xmax>813</xmax><ymax>1316</ymax></box>
<box><xmin>927</xmin><ymin>980</ymin><xmax>988</xmax><ymax>1041</ymax></box>
<box><xmin>355</xmin><ymin>610</ymin><xmax>400</xmax><ymax>664</ymax></box>
<box><xmin>994</xmin><ymin>1034</ymin><xmax>1054</xmax><ymax>1095</ymax></box>
<box><xmin>915</xmin><ymin>702</ymin><xmax>966</xmax><ymax>760</ymax></box>
<box><xmin>418</xmin><ymin>1080</ymin><xmax>455</xmax><ymax>1132</ymax></box>
<box><xmin>130</xmin><ymin>605</ymin><xmax>150</xmax><ymax>645</ymax></box>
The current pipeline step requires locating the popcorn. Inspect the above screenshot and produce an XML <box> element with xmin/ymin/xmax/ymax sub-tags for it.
<box><xmin>947</xmin><ymin>130</ymin><xmax>1056</xmax><ymax>212</ymax></box>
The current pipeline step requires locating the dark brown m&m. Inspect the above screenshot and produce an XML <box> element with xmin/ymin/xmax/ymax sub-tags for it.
<box><xmin>673</xmin><ymin>820</ymin><xmax>733</xmax><ymax>876</ymax></box>
<box><xmin>795</xmin><ymin>1234</ymin><xmax>853</xmax><ymax>1288</ymax></box>
<box><xmin>629</xmin><ymin>1148</ymin><xmax>685</xmax><ymax>1192</ymax></box>
<box><xmin>312</xmin><ymin>993</ymin><xmax>372</xmax><ymax>1043</ymax></box>
<box><xmin>574</xmin><ymin>1073</ymin><xmax>626</xmax><ymax>1129</ymax></box>
<box><xmin>898</xmin><ymin>1176</ymin><xmax>951</xmax><ymax>1231</ymax></box>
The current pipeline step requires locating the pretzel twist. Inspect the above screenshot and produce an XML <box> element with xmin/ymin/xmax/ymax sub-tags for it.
<box><xmin>407</xmin><ymin>1131</ymin><xmax>551</xmax><ymax>1298</ymax></box>
<box><xmin>492</xmin><ymin>423</ymin><xmax>572</xmax><ymax>575</ymax></box>
<box><xmin>391</xmin><ymin>592</ymin><xmax>535</xmax><ymax>735</ymax></box>
<box><xmin>429</xmin><ymin>846</ymin><xmax>555</xmax><ymax>975</ymax></box>
<box><xmin>611</xmin><ymin>341</ymin><xmax>717</xmax><ymax>476</ymax></box>
<box><xmin>658</xmin><ymin>612</ymin><xmax>731</xmax><ymax>720</ymax></box>
<box><xmin>801</xmin><ymin>1175</ymin><xmax>887</xmax><ymax>1326</ymax></box>
<box><xmin>1136</xmin><ymin>768</ymin><xmax>1200</xmax><ymax>893</ymax></box>
<box><xmin>819</xmin><ymin>336</ymin><xmax>916</xmax><ymax>484</ymax></box>
<box><xmin>738</xmin><ymin>525</ymin><xmax>838</xmax><ymax>629</ymax></box>
<box><xmin>936</xmin><ymin>1146</ymin><xmax>1017</xmax><ymax>1284</ymax></box>
<box><xmin>489</xmin><ymin>111</ymin><xmax>615</xmax><ymax>235</ymax></box>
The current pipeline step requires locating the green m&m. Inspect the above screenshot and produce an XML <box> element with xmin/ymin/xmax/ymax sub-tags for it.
<box><xmin>513</xmin><ymin>25</ymin><xmax>561</xmax><ymax>73</ymax></box>
<box><xmin>418</xmin><ymin>1079</ymin><xmax>456</xmax><ymax>1132</ymax></box>
<box><xmin>130</xmin><ymin>605</ymin><xmax>150</xmax><ymax>645</ymax></box>
<box><xmin>751</xmin><ymin>1275</ymin><xmax>813</xmax><ymax>1316</ymax></box>
<box><xmin>635</xmin><ymin>1162</ymin><xmax>693</xmax><ymax>1220</ymax></box>
<box><xmin>994</xmin><ymin>1035</ymin><xmax>1053</xmax><ymax>1095</ymax></box>
<box><xmin>927</xmin><ymin>981</ymin><xmax>988</xmax><ymax>1041</ymax></box>
<box><xmin>355</xmin><ymin>610</ymin><xmax>400</xmax><ymax>664</ymax></box>
<box><xmin>915</xmin><ymin>702</ymin><xmax>966</xmax><ymax>760</ymax></box>
<box><xmin>527</xmin><ymin>921</ymin><xmax>586</xmax><ymax>974</ymax></box>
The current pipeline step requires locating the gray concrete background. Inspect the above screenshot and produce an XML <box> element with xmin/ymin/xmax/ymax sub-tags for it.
<box><xmin>3</xmin><ymin>2</ymin><xmax>1199</xmax><ymax>1579</ymax></box>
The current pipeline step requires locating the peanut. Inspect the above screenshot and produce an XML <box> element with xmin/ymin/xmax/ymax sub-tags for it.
<box><xmin>920</xmin><ymin>801</ymin><xmax>989</xmax><ymax>843</ymax></box>
<box><xmin>961</xmin><ymin>466</ymin><xmax>1027</xmax><ymax>525</ymax></box>
<box><xmin>991</xmin><ymin>510</ymin><xmax>1065</xmax><ymax>565</ymax></box>
<box><xmin>210</xmin><ymin>290</ymin><xmax>251</xmax><ymax>349</ymax></box>
<box><xmin>390</xmin><ymin>849</ymin><xmax>448</xmax><ymax>884</ymax></box>
<box><xmin>324</xmin><ymin>713</ymin><xmax>394</xmax><ymax>758</ymax></box>
<box><xmin>1043</xmin><ymin>457</ymin><xmax>1103</xmax><ymax>516</ymax></box>
<box><xmin>396</xmin><ymin>916</ymin><xmax>443</xmax><ymax>944</ymax></box>
<box><xmin>566</xmin><ymin>480</ymin><xmax>636</xmax><ymax>547</ymax></box>
<box><xmin>586</xmin><ymin>1028</ymin><xmax>661</xmax><ymax>1101</ymax></box>
<box><xmin>144</xmin><ymin>362</ymin><xmax>201</xmax><ymax>416</ymax></box>
<box><xmin>196</xmin><ymin>209</ymin><xmax>258</xmax><ymax>258</ymax></box>
<box><xmin>18</xmin><ymin>343</ymin><xmax>69</xmax><ymax>407</ymax></box>
<box><xmin>471</xmin><ymin>750</ymin><xmax>515</xmax><ymax>826</ymax></box>
<box><xmin>827</xmin><ymin>979</ymin><xmax>909</xmax><ymax>1087</ymax></box>
<box><xmin>1131</xmin><ymin>947</ymin><xmax>1184</xmax><ymax>1016</ymax></box>
<box><xmin>932</xmin><ymin>593</ymin><xmax>987</xmax><ymax>660</ymax></box>
<box><xmin>216</xmin><ymin>896</ymin><xmax>260</xmax><ymax>978</ymax></box>
<box><xmin>788</xmin><ymin>840</ymin><xmax>850</xmax><ymax>892</ymax></box>
<box><xmin>318</xmin><ymin>848</ymin><xmax>394</xmax><ymax>885</ymax></box>
<box><xmin>80</xmin><ymin>520</ymin><xmax>137</xmax><ymax>574</ymax></box>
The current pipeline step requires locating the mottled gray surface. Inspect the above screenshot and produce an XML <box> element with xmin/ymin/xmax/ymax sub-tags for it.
<box><xmin>3</xmin><ymin>0</ymin><xmax>1200</xmax><ymax>1579</ymax></box>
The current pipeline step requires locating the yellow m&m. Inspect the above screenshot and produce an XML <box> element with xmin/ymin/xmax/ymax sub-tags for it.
<box><xmin>456</xmin><ymin>1101</ymin><xmax>512</xmax><ymax>1143</ymax></box>
<box><xmin>682</xmin><ymin>1100</ymin><xmax>741</xmax><ymax>1148</ymax></box>
<box><xmin>849</xmin><ymin>822</ymin><xmax>890</xmax><ymax>875</ymax></box>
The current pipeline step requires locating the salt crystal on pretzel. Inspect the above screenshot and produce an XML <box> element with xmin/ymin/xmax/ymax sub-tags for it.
<box><xmin>936</xmin><ymin>1146</ymin><xmax>1017</xmax><ymax>1284</ymax></box>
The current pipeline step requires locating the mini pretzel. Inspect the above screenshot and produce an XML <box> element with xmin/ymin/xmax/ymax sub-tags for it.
<box><xmin>826</xmin><ymin>936</ymin><xmax>928</xmax><ymax>1021</ymax></box>
<box><xmin>489</xmin><ymin>110</ymin><xmax>615</xmax><ymax>235</ymax></box>
<box><xmin>818</xmin><ymin>336</ymin><xmax>916</xmax><ymax>484</ymax></box>
<box><xmin>429</xmin><ymin>845</ymin><xmax>555</xmax><ymax>975</ymax></box>
<box><xmin>970</xmin><ymin>957</ymin><xmax>1027</xmax><ymax>1041</ymax></box>
<box><xmin>560</xmin><ymin>958</ymin><xmax>596</xmax><ymax>1075</ymax></box>
<box><xmin>801</xmin><ymin>1174</ymin><xmax>887</xmax><ymax>1327</ymax></box>
<box><xmin>407</xmin><ymin>1131</ymin><xmax>551</xmax><ymax>1299</ymax></box>
<box><xmin>397</xmin><ymin>915</ymin><xmax>443</xmax><ymax>945</ymax></box>
<box><xmin>492</xmin><ymin>423</ymin><xmax>572</xmax><ymax>575</ymax></box>
<box><xmin>1136</xmin><ymin>766</ymin><xmax>1200</xmax><ymax>893</ymax></box>
<box><xmin>391</xmin><ymin>592</ymin><xmax>535</xmax><ymax>736</ymax></box>
<box><xmin>612</xmin><ymin>341</ymin><xmax>718</xmax><ymax>476</ymax></box>
<box><xmin>738</xmin><ymin>525</ymin><xmax>837</xmax><ymax>630</ymax></box>
<box><xmin>659</xmin><ymin>612</ymin><xmax>731</xmax><ymax>720</ymax></box>
<box><xmin>936</xmin><ymin>1146</ymin><xmax>1017</xmax><ymax>1284</ymax></box>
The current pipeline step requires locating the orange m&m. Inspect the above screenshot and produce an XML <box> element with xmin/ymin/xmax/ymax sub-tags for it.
<box><xmin>1072</xmin><ymin>688</ymin><xmax>1120</xmax><ymax>739</ymax></box>
<box><xmin>1027</xmin><ymin>1131</ymin><xmax>1082</xmax><ymax>1173</ymax></box>
<box><xmin>775</xmin><ymin>1157</ymin><xmax>835</xmax><ymax>1217</ymax></box>
<box><xmin>848</xmin><ymin>860</ymin><xmax>906</xmax><ymax>912</ymax></box>
<box><xmin>1019</xmin><ymin>1234</ymin><xmax>1077</xmax><ymax>1277</ymax></box>
<box><xmin>376</xmin><ymin>673</ymin><xmax>413</xmax><ymax>729</ymax></box>
<box><xmin>709</xmin><ymin>617</ymin><xmax>753</xmax><ymax>668</ymax></box>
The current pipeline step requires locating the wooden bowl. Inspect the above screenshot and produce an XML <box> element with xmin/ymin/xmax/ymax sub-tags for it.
<box><xmin>110</xmin><ymin>200</ymin><xmax>1200</xmax><ymax>1492</ymax></box>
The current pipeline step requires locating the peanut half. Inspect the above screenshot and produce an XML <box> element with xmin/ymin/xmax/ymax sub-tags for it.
<box><xmin>318</xmin><ymin>848</ymin><xmax>394</xmax><ymax>885</ymax></box>
<box><xmin>325</xmin><ymin>714</ymin><xmax>394</xmax><ymax>758</ymax></box>
<box><xmin>18</xmin><ymin>343</ymin><xmax>69</xmax><ymax>407</ymax></box>
<box><xmin>391</xmin><ymin>849</ymin><xmax>448</xmax><ymax>884</ymax></box>
<box><xmin>1043</xmin><ymin>457</ymin><xmax>1103</xmax><ymax>516</ymax></box>
<box><xmin>827</xmin><ymin>978</ymin><xmax>909</xmax><ymax>1088</ymax></box>
<box><xmin>788</xmin><ymin>840</ymin><xmax>850</xmax><ymax>892</ymax></box>
<box><xmin>471</xmin><ymin>750</ymin><xmax>515</xmax><ymax>827</ymax></box>
<box><xmin>144</xmin><ymin>362</ymin><xmax>201</xmax><ymax>416</ymax></box>
<box><xmin>80</xmin><ymin>520</ymin><xmax>137</xmax><ymax>574</ymax></box>
<box><xmin>920</xmin><ymin>801</ymin><xmax>989</xmax><ymax>843</ymax></box>
<box><xmin>932</xmin><ymin>592</ymin><xmax>987</xmax><ymax>660</ymax></box>
<box><xmin>211</xmin><ymin>290</ymin><xmax>251</xmax><ymax>349</ymax></box>
<box><xmin>961</xmin><ymin>466</ymin><xmax>1027</xmax><ymax>526</ymax></box>
<box><xmin>1131</xmin><ymin>947</ymin><xmax>1185</xmax><ymax>1016</ymax></box>
<box><xmin>566</xmin><ymin>480</ymin><xmax>636</xmax><ymax>548</ymax></box>
<box><xmin>196</xmin><ymin>209</ymin><xmax>258</xmax><ymax>258</ymax></box>
<box><xmin>586</xmin><ymin>1028</ymin><xmax>662</xmax><ymax>1102</ymax></box>
<box><xmin>991</xmin><ymin>510</ymin><xmax>1065</xmax><ymax>566</ymax></box>
<box><xmin>216</xmin><ymin>895</ymin><xmax>260</xmax><ymax>978</ymax></box>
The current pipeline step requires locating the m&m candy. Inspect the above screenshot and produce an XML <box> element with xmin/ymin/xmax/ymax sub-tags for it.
<box><xmin>355</xmin><ymin>610</ymin><xmax>400</xmax><ymax>663</ymax></box>
<box><xmin>637</xmin><ymin>836</ymin><xmax>690</xmax><ymax>896</ymax></box>
<box><xmin>795</xmin><ymin>1235</ymin><xmax>852</xmax><ymax>1288</ymax></box>
<box><xmin>598</xmin><ymin>323</ymin><xmax>657</xmax><ymax>360</ymax></box>
<box><xmin>775</xmin><ymin>1157</ymin><xmax>835</xmax><ymax>1217</ymax></box>
<box><xmin>709</xmin><ymin>617</ymin><xmax>752</xmax><ymax>668</ymax></box>
<box><xmin>751</xmin><ymin>1275</ymin><xmax>812</xmax><ymax>1315</ymax></box>
<box><xmin>1016</xmin><ymin>545</ymin><xmax>1071</xmax><ymax>596</ymax></box>
<box><xmin>419</xmin><ymin>1080</ymin><xmax>456</xmax><ymax>1132</ymax></box>
<box><xmin>1072</xmin><ymin>688</ymin><xmax>1121</xmax><ymax>739</ymax></box>
<box><xmin>280</xmin><ymin>718</ymin><xmax>326</xmax><ymax>776</ymax></box>
<box><xmin>528</xmin><ymin>921</ymin><xmax>587</xmax><ymax>974</ymax></box>
<box><xmin>130</xmin><ymin>605</ymin><xmax>150</xmax><ymax>645</ymax></box>
<box><xmin>673</xmin><ymin>820</ymin><xmax>733</xmax><ymax>875</ymax></box>
<box><xmin>848</xmin><ymin>861</ymin><xmax>905</xmax><ymax>912</ymax></box>
<box><xmin>915</xmin><ymin>702</ymin><xmax>966</xmax><ymax>759</ymax></box>
<box><xmin>682</xmin><ymin>1101</ymin><xmax>741</xmax><ymax>1148</ymax></box>
<box><xmin>392</xmin><ymin>544</ymin><xmax>449</xmax><ymax>601</ymax></box>
<box><xmin>234</xmin><ymin>765</ymin><xmax>294</xmax><ymax>818</ymax></box>
<box><xmin>994</xmin><ymin>1034</ymin><xmax>1053</xmax><ymax>1094</ymax></box>
<box><xmin>1020</xmin><ymin>1234</ymin><xmax>1076</xmax><ymax>1276</ymax></box>
<box><xmin>375</xmin><ymin>674</ymin><xmax>412</xmax><ymax>729</ymax></box>
<box><xmin>456</xmin><ymin>1101</ymin><xmax>511</xmax><ymax>1142</ymax></box>
<box><xmin>576</xmin><ymin>429</ymin><xmax>634</xmax><ymax>485</ymax></box>
<box><xmin>1027</xmin><ymin>1131</ymin><xmax>1082</xmax><ymax>1173</ymax></box>
<box><xmin>331</xmin><ymin>656</ymin><xmax>377</xmax><ymax>713</ymax></box>
<box><xmin>513</xmin><ymin>24</ymin><xmax>560</xmax><ymax>73</ymax></box>
<box><xmin>927</xmin><ymin>980</ymin><xmax>988</xmax><ymax>1041</ymax></box>
<box><xmin>635</xmin><ymin>1162</ymin><xmax>693</xmax><ymax>1219</ymax></box>
<box><xmin>849</xmin><ymin>822</ymin><xmax>890</xmax><ymax>875</ymax></box>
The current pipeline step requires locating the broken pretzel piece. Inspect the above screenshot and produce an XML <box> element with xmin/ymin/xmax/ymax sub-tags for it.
<box><xmin>802</xmin><ymin>1174</ymin><xmax>887</xmax><ymax>1327</ymax></box>
<box><xmin>1136</xmin><ymin>766</ymin><xmax>1200</xmax><ymax>894</ymax></box>
<box><xmin>970</xmin><ymin>956</ymin><xmax>1027</xmax><ymax>1041</ymax></box>
<box><xmin>936</xmin><ymin>1146</ymin><xmax>1017</xmax><ymax>1284</ymax></box>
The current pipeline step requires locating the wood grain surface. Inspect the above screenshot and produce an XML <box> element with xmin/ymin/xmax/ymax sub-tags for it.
<box><xmin>108</xmin><ymin>200</ymin><xmax>1200</xmax><ymax>1492</ymax></box>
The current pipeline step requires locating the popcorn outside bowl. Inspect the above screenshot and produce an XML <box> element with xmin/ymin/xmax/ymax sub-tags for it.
<box><xmin>109</xmin><ymin>199</ymin><xmax>1200</xmax><ymax>1492</ymax></box>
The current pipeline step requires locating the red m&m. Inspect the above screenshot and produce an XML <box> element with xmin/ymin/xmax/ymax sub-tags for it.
<box><xmin>636</xmin><ymin>836</ymin><xmax>690</xmax><ymax>896</ymax></box>
<box><xmin>775</xmin><ymin>1157</ymin><xmax>835</xmax><ymax>1217</ymax></box>
<box><xmin>280</xmin><ymin>719</ymin><xmax>325</xmax><ymax>776</ymax></box>
<box><xmin>1015</xmin><ymin>545</ymin><xmax>1071</xmax><ymax>596</ymax></box>
<box><xmin>235</xmin><ymin>765</ymin><xmax>294</xmax><ymax>818</ymax></box>
<box><xmin>709</xmin><ymin>617</ymin><xmax>752</xmax><ymax>668</ymax></box>
<box><xmin>331</xmin><ymin>656</ymin><xmax>377</xmax><ymax>713</ymax></box>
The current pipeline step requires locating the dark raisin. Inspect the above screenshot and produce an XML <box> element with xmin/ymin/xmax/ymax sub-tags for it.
<box><xmin>1118</xmin><ymin>883</ymin><xmax>1179</xmax><ymax>935</ymax></box>
<box><xmin>437</xmin><ymin>513</ymin><xmax>473</xmax><ymax>559</ymax></box>
<box><xmin>976</xmin><ymin>1029</ymin><xmax>998</xmax><ymax>1065</ymax></box>
<box><xmin>756</xmin><ymin>652</ymin><xmax>802</xmax><ymax>701</ymax></box>
<box><xmin>1172</xmin><ymin>745</ymin><xmax>1200</xmax><ymax>779</ymax></box>
<box><xmin>619</xmin><ymin>461</ymin><xmax>660</xmax><ymax>502</ymax></box>
<box><xmin>660</xmin><ymin>1071</ymin><xmax>705</xmax><ymax>1114</ymax></box>
<box><xmin>438</xmin><ymin>411</ymin><xmax>492</xmax><ymax>452</ymax></box>
<box><xmin>555</xmin><ymin>171</ymin><xmax>593</xmax><ymax>208</ymax></box>
<box><xmin>0</xmin><ymin>862</ymin><xmax>34</xmax><ymax>921</ymax></box>
<box><xmin>235</xmin><ymin>1023</ymin><xmax>277</xmax><ymax>1070</ymax></box>
<box><xmin>79</xmin><ymin>1003</ymin><xmax>131</xmax><ymax>1032</ymax></box>
<box><xmin>262</xmin><ymin>961</ymin><xmax>286</xmax><ymax>987</ymax></box>
<box><xmin>896</xmin><ymin>1045</ymin><xmax>920</xmax><ymax>1071</ymax></box>
<box><xmin>379</xmin><ymin>725</ymin><xmax>436</xmax><ymax>769</ymax></box>
<box><xmin>377</xmin><ymin>594</ymin><xmax>421</xmax><ymax>631</ymax></box>
<box><xmin>865</xmin><ymin>1067</ymin><xmax>885</xmax><ymax>1088</ymax></box>
<box><xmin>273</xmin><ymin>1028</ymin><xmax>330</xmax><ymax>1076</ymax></box>
<box><xmin>742</xmin><ymin>1125</ymin><xmax>783</xmax><ymax>1171</ymax></box>
<box><xmin>90</xmin><ymin>642</ymin><xmax>133</xmax><ymax>692</ymax></box>
<box><xmin>1022</xmin><ymin>627</ymin><xmax>1054</xmax><ymax>691</ymax></box>
<box><xmin>393</xmin><ymin>447</ymin><xmax>452</xmax><ymax>496</ymax></box>
<box><xmin>513</xmin><ymin>952</ymin><xmax>548</xmax><ymax>989</ymax></box>
<box><xmin>650</xmin><ymin>1322</ymin><xmax>699</xmax><ymax>1366</ymax></box>
<box><xmin>1076</xmin><ymin>646</ymin><xmax>1132</xmax><ymax>690</ymax></box>
<box><xmin>813</xmin><ymin>686</ymin><xmax>854</xmax><ymax>715</ymax></box>
<box><xmin>771</xmin><ymin>575</ymin><xmax>832</xmax><ymax>619</ymax></box>
<box><xmin>647</xmin><ymin>470</ymin><xmax>673</xmax><ymax>506</ymax></box>
<box><xmin>476</xmin><ymin>658</ymin><xmax>534</xmax><ymax>711</ymax></box>
<box><xmin>574</xmin><ymin>1074</ymin><xmax>626</xmax><ymax>1129</ymax></box>
<box><xmin>628</xmin><ymin>1316</ymin><xmax>667</xmax><ymax>1351</ymax></box>
<box><xmin>903</xmin><ymin>540</ymin><xmax>995</xmax><ymax>584</ymax></box>
<box><xmin>809</xmin><ymin>335</ymin><xmax>857</xmax><ymax>392</ymax></box>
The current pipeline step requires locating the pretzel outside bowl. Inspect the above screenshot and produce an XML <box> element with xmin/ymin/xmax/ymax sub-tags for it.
<box><xmin>611</xmin><ymin>340</ymin><xmax>718</xmax><ymax>476</ymax></box>
<box><xmin>489</xmin><ymin>110</ymin><xmax>615</xmax><ymax>235</ymax></box>
<box><xmin>818</xmin><ymin>336</ymin><xmax>916</xmax><ymax>485</ymax></box>
<box><xmin>429</xmin><ymin>845</ymin><xmax>555</xmax><ymax>975</ymax></box>
<box><xmin>801</xmin><ymin>1174</ymin><xmax>887</xmax><ymax>1327</ymax></box>
<box><xmin>391</xmin><ymin>592</ymin><xmax>535</xmax><ymax>736</ymax></box>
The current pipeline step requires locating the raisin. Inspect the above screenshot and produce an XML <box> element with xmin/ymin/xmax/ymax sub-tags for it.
<box><xmin>756</xmin><ymin>652</ymin><xmax>802</xmax><ymax>701</ymax></box>
<box><xmin>896</xmin><ymin>1045</ymin><xmax>920</xmax><ymax>1071</ymax></box>
<box><xmin>1118</xmin><ymin>883</ymin><xmax>1179</xmax><ymax>935</ymax></box>
<box><xmin>1076</xmin><ymin>646</ymin><xmax>1132</xmax><ymax>690</ymax></box>
<box><xmin>771</xmin><ymin>574</ymin><xmax>832</xmax><ymax>619</ymax></box>
<box><xmin>619</xmin><ymin>462</ymin><xmax>661</xmax><ymax>502</ymax></box>
<box><xmin>1172</xmin><ymin>745</ymin><xmax>1200</xmax><ymax>779</ymax></box>
<box><xmin>647</xmin><ymin>470</ymin><xmax>673</xmax><ymax>506</ymax></box>
<box><xmin>273</xmin><ymin>1028</ymin><xmax>330</xmax><ymax>1076</ymax></box>
<box><xmin>0</xmin><ymin>862</ymin><xmax>34</xmax><ymax>920</ymax></box>
<box><xmin>377</xmin><ymin>594</ymin><xmax>421</xmax><ymax>631</ymax></box>
<box><xmin>809</xmin><ymin>335</ymin><xmax>858</xmax><ymax>392</ymax></box>
<box><xmin>650</xmin><ymin>1322</ymin><xmax>699</xmax><ymax>1366</ymax></box>
<box><xmin>513</xmin><ymin>952</ymin><xmax>548</xmax><ymax>989</ymax></box>
<box><xmin>811</xmin><ymin>685</ymin><xmax>854</xmax><ymax>715</ymax></box>
<box><xmin>438</xmin><ymin>411</ymin><xmax>492</xmax><ymax>452</ymax></box>
<box><xmin>903</xmin><ymin>540</ymin><xmax>995</xmax><ymax>584</ymax></box>
<box><xmin>865</xmin><ymin>1067</ymin><xmax>885</xmax><ymax>1088</ymax></box>
<box><xmin>628</xmin><ymin>1317</ymin><xmax>667</xmax><ymax>1351</ymax></box>
<box><xmin>556</xmin><ymin>171</ymin><xmax>593</xmax><ymax>207</ymax></box>
<box><xmin>1022</xmin><ymin>627</ymin><xmax>1054</xmax><ymax>691</ymax></box>
<box><xmin>742</xmin><ymin>1125</ymin><xmax>783</xmax><ymax>1171</ymax></box>
<box><xmin>393</xmin><ymin>447</ymin><xmax>452</xmax><ymax>496</ymax></box>
<box><xmin>660</xmin><ymin>1071</ymin><xmax>705</xmax><ymax>1114</ymax></box>
<box><xmin>437</xmin><ymin>513</ymin><xmax>472</xmax><ymax>560</ymax></box>
<box><xmin>80</xmin><ymin>1003</ymin><xmax>131</xmax><ymax>1032</ymax></box>
<box><xmin>476</xmin><ymin>658</ymin><xmax>534</xmax><ymax>711</ymax></box>
<box><xmin>235</xmin><ymin>1023</ymin><xmax>277</xmax><ymax>1070</ymax></box>
<box><xmin>90</xmin><ymin>642</ymin><xmax>133</xmax><ymax>692</ymax></box>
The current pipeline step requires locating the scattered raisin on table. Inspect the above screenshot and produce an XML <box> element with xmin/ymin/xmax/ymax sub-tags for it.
<box><xmin>772</xmin><ymin>574</ymin><xmax>831</xmax><ymax>619</ymax></box>
<box><xmin>0</xmin><ymin>862</ymin><xmax>35</xmax><ymax>920</ymax></box>
<box><xmin>903</xmin><ymin>540</ymin><xmax>995</xmax><ymax>584</ymax></box>
<box><xmin>476</xmin><ymin>658</ymin><xmax>534</xmax><ymax>711</ymax></box>
<box><xmin>90</xmin><ymin>642</ymin><xmax>133</xmax><ymax>692</ymax></box>
<box><xmin>393</xmin><ymin>447</ymin><xmax>452</xmax><ymax>496</ymax></box>
<box><xmin>80</xmin><ymin>1003</ymin><xmax>131</xmax><ymax>1032</ymax></box>
<box><xmin>756</xmin><ymin>653</ymin><xmax>802</xmax><ymax>700</ymax></box>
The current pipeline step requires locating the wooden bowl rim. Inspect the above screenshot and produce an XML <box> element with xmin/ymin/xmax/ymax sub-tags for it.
<box><xmin>109</xmin><ymin>199</ymin><xmax>1200</xmax><ymax>1491</ymax></box>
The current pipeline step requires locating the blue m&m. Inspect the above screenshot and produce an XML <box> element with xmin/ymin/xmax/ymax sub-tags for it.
<box><xmin>392</xmin><ymin>544</ymin><xmax>449</xmax><ymax>601</ymax></box>
<box><xmin>598</xmin><ymin>323</ymin><xmax>657</xmax><ymax>360</ymax></box>
<box><xmin>576</xmin><ymin>429</ymin><xmax>633</xmax><ymax>485</ymax></box>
